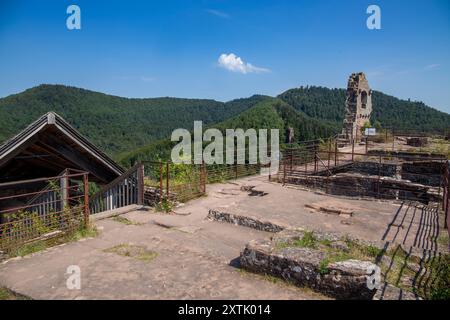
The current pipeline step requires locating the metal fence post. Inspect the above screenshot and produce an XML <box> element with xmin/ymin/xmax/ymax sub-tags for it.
<box><xmin>392</xmin><ymin>128</ymin><xmax>395</xmax><ymax>151</ymax></box>
<box><xmin>166</xmin><ymin>162</ymin><xmax>170</xmax><ymax>202</ymax></box>
<box><xmin>83</xmin><ymin>173</ymin><xmax>89</xmax><ymax>228</ymax></box>
<box><xmin>378</xmin><ymin>155</ymin><xmax>382</xmax><ymax>199</ymax></box>
<box><xmin>201</xmin><ymin>161</ymin><xmax>206</xmax><ymax>194</ymax></box>
<box><xmin>328</xmin><ymin>138</ymin><xmax>331</xmax><ymax>168</ymax></box>
<box><xmin>334</xmin><ymin>141</ymin><xmax>338</xmax><ymax>166</ymax></box>
<box><xmin>60</xmin><ymin>169</ymin><xmax>69</xmax><ymax>209</ymax></box>
<box><xmin>314</xmin><ymin>151</ymin><xmax>318</xmax><ymax>174</ymax></box>
<box><xmin>365</xmin><ymin>137</ymin><xmax>369</xmax><ymax>154</ymax></box>
<box><xmin>290</xmin><ymin>153</ymin><xmax>293</xmax><ymax>172</ymax></box>
<box><xmin>159</xmin><ymin>161</ymin><xmax>163</xmax><ymax>204</ymax></box>
<box><xmin>137</xmin><ymin>163</ymin><xmax>144</xmax><ymax>205</ymax></box>
<box><xmin>352</xmin><ymin>138</ymin><xmax>355</xmax><ymax>162</ymax></box>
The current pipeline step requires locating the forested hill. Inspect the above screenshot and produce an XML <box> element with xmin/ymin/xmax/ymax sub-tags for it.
<box><xmin>0</xmin><ymin>85</ymin><xmax>268</xmax><ymax>156</ymax></box>
<box><xmin>117</xmin><ymin>98</ymin><xmax>339</xmax><ymax>166</ymax></box>
<box><xmin>1</xmin><ymin>84</ymin><xmax>448</xmax><ymax>162</ymax></box>
<box><xmin>278</xmin><ymin>86</ymin><xmax>450</xmax><ymax>132</ymax></box>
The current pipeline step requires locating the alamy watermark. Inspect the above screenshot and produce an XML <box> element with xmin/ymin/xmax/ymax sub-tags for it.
<box><xmin>66</xmin><ymin>265</ymin><xmax>81</xmax><ymax>290</ymax></box>
<box><xmin>366</xmin><ymin>265</ymin><xmax>381</xmax><ymax>290</ymax></box>
<box><xmin>367</xmin><ymin>5</ymin><xmax>381</xmax><ymax>30</ymax></box>
<box><xmin>66</xmin><ymin>5</ymin><xmax>81</xmax><ymax>30</ymax></box>
<box><xmin>171</xmin><ymin>121</ymin><xmax>280</xmax><ymax>175</ymax></box>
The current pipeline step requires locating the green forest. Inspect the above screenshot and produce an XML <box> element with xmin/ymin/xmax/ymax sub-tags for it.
<box><xmin>278</xmin><ymin>86</ymin><xmax>450</xmax><ymax>132</ymax></box>
<box><xmin>0</xmin><ymin>84</ymin><xmax>448</xmax><ymax>167</ymax></box>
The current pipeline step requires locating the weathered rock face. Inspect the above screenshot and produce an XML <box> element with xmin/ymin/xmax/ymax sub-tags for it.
<box><xmin>207</xmin><ymin>210</ymin><xmax>285</xmax><ymax>233</ymax></box>
<box><xmin>240</xmin><ymin>235</ymin><xmax>378</xmax><ymax>300</ymax></box>
<box><xmin>373</xmin><ymin>284</ymin><xmax>419</xmax><ymax>300</ymax></box>
<box><xmin>341</xmin><ymin>72</ymin><xmax>372</xmax><ymax>142</ymax></box>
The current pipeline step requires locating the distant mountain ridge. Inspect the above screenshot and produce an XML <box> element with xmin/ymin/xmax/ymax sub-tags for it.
<box><xmin>0</xmin><ymin>84</ymin><xmax>448</xmax><ymax>163</ymax></box>
<box><xmin>278</xmin><ymin>86</ymin><xmax>450</xmax><ymax>133</ymax></box>
<box><xmin>0</xmin><ymin>84</ymin><xmax>268</xmax><ymax>156</ymax></box>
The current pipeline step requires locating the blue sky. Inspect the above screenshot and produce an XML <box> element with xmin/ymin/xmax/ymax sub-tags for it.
<box><xmin>1</xmin><ymin>0</ymin><xmax>449</xmax><ymax>113</ymax></box>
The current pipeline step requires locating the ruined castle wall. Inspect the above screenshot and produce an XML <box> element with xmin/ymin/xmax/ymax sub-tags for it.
<box><xmin>342</xmin><ymin>72</ymin><xmax>372</xmax><ymax>141</ymax></box>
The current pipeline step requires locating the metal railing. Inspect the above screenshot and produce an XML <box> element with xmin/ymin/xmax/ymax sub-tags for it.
<box><xmin>0</xmin><ymin>170</ymin><xmax>89</xmax><ymax>251</ymax></box>
<box><xmin>277</xmin><ymin>146</ymin><xmax>447</xmax><ymax>206</ymax></box>
<box><xmin>89</xmin><ymin>163</ymin><xmax>144</xmax><ymax>214</ymax></box>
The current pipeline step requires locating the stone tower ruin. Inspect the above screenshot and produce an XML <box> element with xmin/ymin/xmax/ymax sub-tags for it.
<box><xmin>341</xmin><ymin>72</ymin><xmax>372</xmax><ymax>142</ymax></box>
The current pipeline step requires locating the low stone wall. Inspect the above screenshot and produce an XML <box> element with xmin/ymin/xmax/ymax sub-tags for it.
<box><xmin>401</xmin><ymin>161</ymin><xmax>444</xmax><ymax>187</ymax></box>
<box><xmin>239</xmin><ymin>230</ymin><xmax>419</xmax><ymax>300</ymax></box>
<box><xmin>407</xmin><ymin>137</ymin><xmax>428</xmax><ymax>147</ymax></box>
<box><xmin>285</xmin><ymin>173</ymin><xmax>440</xmax><ymax>204</ymax></box>
<box><xmin>143</xmin><ymin>187</ymin><xmax>161</xmax><ymax>206</ymax></box>
<box><xmin>351</xmin><ymin>162</ymin><xmax>397</xmax><ymax>177</ymax></box>
<box><xmin>240</xmin><ymin>233</ymin><xmax>377</xmax><ymax>299</ymax></box>
<box><xmin>207</xmin><ymin>210</ymin><xmax>286</xmax><ymax>232</ymax></box>
<box><xmin>367</xmin><ymin>150</ymin><xmax>444</xmax><ymax>161</ymax></box>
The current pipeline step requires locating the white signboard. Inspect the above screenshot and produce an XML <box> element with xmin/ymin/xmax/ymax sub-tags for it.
<box><xmin>365</xmin><ymin>128</ymin><xmax>376</xmax><ymax>136</ymax></box>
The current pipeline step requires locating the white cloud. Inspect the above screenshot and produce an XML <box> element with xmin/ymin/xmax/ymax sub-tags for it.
<box><xmin>424</xmin><ymin>64</ymin><xmax>440</xmax><ymax>70</ymax></box>
<box><xmin>218</xmin><ymin>53</ymin><xmax>270</xmax><ymax>74</ymax></box>
<box><xmin>205</xmin><ymin>9</ymin><xmax>230</xmax><ymax>19</ymax></box>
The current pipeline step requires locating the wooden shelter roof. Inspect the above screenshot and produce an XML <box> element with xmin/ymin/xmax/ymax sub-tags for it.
<box><xmin>0</xmin><ymin>112</ymin><xmax>124</xmax><ymax>184</ymax></box>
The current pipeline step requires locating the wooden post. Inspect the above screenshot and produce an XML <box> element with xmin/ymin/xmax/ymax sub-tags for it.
<box><xmin>83</xmin><ymin>173</ymin><xmax>89</xmax><ymax>228</ymax></box>
<box><xmin>283</xmin><ymin>160</ymin><xmax>287</xmax><ymax>185</ymax></box>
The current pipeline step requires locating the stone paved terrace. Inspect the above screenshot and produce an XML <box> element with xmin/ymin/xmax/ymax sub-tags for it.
<box><xmin>0</xmin><ymin>175</ymin><xmax>447</xmax><ymax>299</ymax></box>
<box><xmin>204</xmin><ymin>177</ymin><xmax>445</xmax><ymax>251</ymax></box>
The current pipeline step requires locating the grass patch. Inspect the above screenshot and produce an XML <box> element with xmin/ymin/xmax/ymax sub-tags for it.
<box><xmin>0</xmin><ymin>287</ymin><xmax>30</xmax><ymax>300</ymax></box>
<box><xmin>277</xmin><ymin>233</ymin><xmax>381</xmax><ymax>264</ymax></box>
<box><xmin>318</xmin><ymin>258</ymin><xmax>330</xmax><ymax>275</ymax></box>
<box><xmin>277</xmin><ymin>231</ymin><xmax>318</xmax><ymax>249</ymax></box>
<box><xmin>10</xmin><ymin>241</ymin><xmax>48</xmax><ymax>257</ymax></box>
<box><xmin>6</xmin><ymin>224</ymin><xmax>98</xmax><ymax>258</ymax></box>
<box><xmin>437</xmin><ymin>233</ymin><xmax>449</xmax><ymax>248</ymax></box>
<box><xmin>154</xmin><ymin>199</ymin><xmax>174</xmax><ymax>213</ymax></box>
<box><xmin>429</xmin><ymin>254</ymin><xmax>450</xmax><ymax>300</ymax></box>
<box><xmin>104</xmin><ymin>244</ymin><xmax>158</xmax><ymax>262</ymax></box>
<box><xmin>417</xmin><ymin>138</ymin><xmax>450</xmax><ymax>158</ymax></box>
<box><xmin>273</xmin><ymin>229</ymin><xmax>448</xmax><ymax>299</ymax></box>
